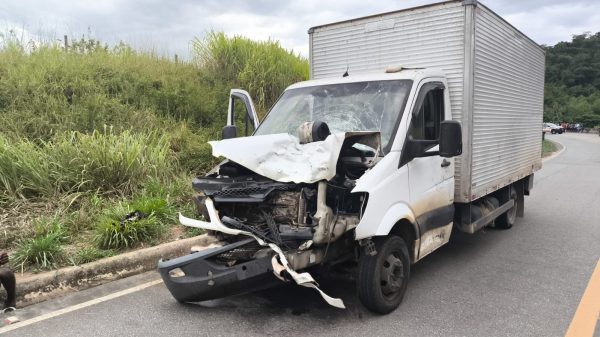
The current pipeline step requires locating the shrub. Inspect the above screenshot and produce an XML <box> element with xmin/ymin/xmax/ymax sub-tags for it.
<box><xmin>95</xmin><ymin>200</ymin><xmax>167</xmax><ymax>249</ymax></box>
<box><xmin>12</xmin><ymin>227</ymin><xmax>66</xmax><ymax>269</ymax></box>
<box><xmin>130</xmin><ymin>196</ymin><xmax>172</xmax><ymax>222</ymax></box>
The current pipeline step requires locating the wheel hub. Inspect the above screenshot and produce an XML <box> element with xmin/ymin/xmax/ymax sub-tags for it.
<box><xmin>380</xmin><ymin>253</ymin><xmax>404</xmax><ymax>296</ymax></box>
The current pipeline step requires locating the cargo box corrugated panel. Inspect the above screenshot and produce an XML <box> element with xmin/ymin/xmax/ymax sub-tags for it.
<box><xmin>468</xmin><ymin>5</ymin><xmax>544</xmax><ymax>201</ymax></box>
<box><xmin>309</xmin><ymin>0</ymin><xmax>544</xmax><ymax>203</ymax></box>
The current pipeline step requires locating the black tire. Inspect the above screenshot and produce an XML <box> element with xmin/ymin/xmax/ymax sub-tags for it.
<box><xmin>496</xmin><ymin>186</ymin><xmax>518</xmax><ymax>229</ymax></box>
<box><xmin>551</xmin><ymin>130</ymin><xmax>556</xmax><ymax>134</ymax></box>
<box><xmin>357</xmin><ymin>235</ymin><xmax>410</xmax><ymax>314</ymax></box>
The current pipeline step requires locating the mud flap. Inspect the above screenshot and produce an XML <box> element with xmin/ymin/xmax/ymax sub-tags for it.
<box><xmin>178</xmin><ymin>198</ymin><xmax>345</xmax><ymax>309</ymax></box>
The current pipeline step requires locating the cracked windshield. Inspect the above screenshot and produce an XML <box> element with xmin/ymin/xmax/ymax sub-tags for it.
<box><xmin>255</xmin><ymin>80</ymin><xmax>412</xmax><ymax>150</ymax></box>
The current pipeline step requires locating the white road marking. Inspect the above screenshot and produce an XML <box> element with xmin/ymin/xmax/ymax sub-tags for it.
<box><xmin>0</xmin><ymin>279</ymin><xmax>163</xmax><ymax>334</ymax></box>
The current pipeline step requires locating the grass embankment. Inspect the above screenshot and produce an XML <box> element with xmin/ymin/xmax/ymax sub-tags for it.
<box><xmin>0</xmin><ymin>32</ymin><xmax>308</xmax><ymax>271</ymax></box>
<box><xmin>542</xmin><ymin>139</ymin><xmax>558</xmax><ymax>157</ymax></box>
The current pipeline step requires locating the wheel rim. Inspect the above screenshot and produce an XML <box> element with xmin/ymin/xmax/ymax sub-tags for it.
<box><xmin>380</xmin><ymin>252</ymin><xmax>405</xmax><ymax>297</ymax></box>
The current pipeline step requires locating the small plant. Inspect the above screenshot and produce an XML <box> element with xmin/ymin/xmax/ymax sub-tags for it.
<box><xmin>72</xmin><ymin>247</ymin><xmax>115</xmax><ymax>265</ymax></box>
<box><xmin>130</xmin><ymin>196</ymin><xmax>172</xmax><ymax>222</ymax></box>
<box><xmin>95</xmin><ymin>201</ymin><xmax>167</xmax><ymax>249</ymax></box>
<box><xmin>32</xmin><ymin>215</ymin><xmax>69</xmax><ymax>242</ymax></box>
<box><xmin>12</xmin><ymin>230</ymin><xmax>65</xmax><ymax>269</ymax></box>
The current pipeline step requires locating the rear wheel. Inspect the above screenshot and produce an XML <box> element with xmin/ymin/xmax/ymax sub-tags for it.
<box><xmin>496</xmin><ymin>186</ymin><xmax>518</xmax><ymax>229</ymax></box>
<box><xmin>357</xmin><ymin>235</ymin><xmax>410</xmax><ymax>314</ymax></box>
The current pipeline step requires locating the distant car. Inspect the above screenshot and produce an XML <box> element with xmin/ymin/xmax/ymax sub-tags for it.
<box><xmin>569</xmin><ymin>123</ymin><xmax>583</xmax><ymax>132</ymax></box>
<box><xmin>544</xmin><ymin>123</ymin><xmax>563</xmax><ymax>134</ymax></box>
<box><xmin>542</xmin><ymin>124</ymin><xmax>551</xmax><ymax>133</ymax></box>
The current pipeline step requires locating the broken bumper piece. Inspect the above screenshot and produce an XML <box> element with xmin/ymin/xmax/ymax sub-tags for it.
<box><xmin>158</xmin><ymin>238</ymin><xmax>278</xmax><ymax>303</ymax></box>
<box><xmin>172</xmin><ymin>197</ymin><xmax>345</xmax><ymax>309</ymax></box>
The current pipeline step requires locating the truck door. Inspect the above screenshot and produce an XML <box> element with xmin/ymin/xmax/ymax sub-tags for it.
<box><xmin>404</xmin><ymin>80</ymin><xmax>454</xmax><ymax>258</ymax></box>
<box><xmin>223</xmin><ymin>89</ymin><xmax>260</xmax><ymax>138</ymax></box>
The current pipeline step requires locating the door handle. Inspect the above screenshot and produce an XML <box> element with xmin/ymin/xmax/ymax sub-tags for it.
<box><xmin>441</xmin><ymin>159</ymin><xmax>451</xmax><ymax>167</ymax></box>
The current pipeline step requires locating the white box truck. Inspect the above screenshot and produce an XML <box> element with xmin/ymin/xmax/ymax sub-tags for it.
<box><xmin>159</xmin><ymin>0</ymin><xmax>545</xmax><ymax>314</ymax></box>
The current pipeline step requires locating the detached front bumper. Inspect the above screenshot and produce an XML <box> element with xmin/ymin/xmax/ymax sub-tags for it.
<box><xmin>161</xmin><ymin>198</ymin><xmax>345</xmax><ymax>308</ymax></box>
<box><xmin>158</xmin><ymin>238</ymin><xmax>278</xmax><ymax>303</ymax></box>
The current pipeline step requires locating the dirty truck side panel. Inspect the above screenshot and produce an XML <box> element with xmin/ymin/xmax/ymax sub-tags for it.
<box><xmin>354</xmin><ymin>75</ymin><xmax>455</xmax><ymax>262</ymax></box>
<box><xmin>468</xmin><ymin>4</ymin><xmax>544</xmax><ymax>201</ymax></box>
<box><xmin>354</xmin><ymin>152</ymin><xmax>414</xmax><ymax>240</ymax></box>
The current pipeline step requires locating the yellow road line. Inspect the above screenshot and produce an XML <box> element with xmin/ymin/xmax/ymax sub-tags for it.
<box><xmin>565</xmin><ymin>259</ymin><xmax>600</xmax><ymax>337</ymax></box>
<box><xmin>0</xmin><ymin>279</ymin><xmax>163</xmax><ymax>334</ymax></box>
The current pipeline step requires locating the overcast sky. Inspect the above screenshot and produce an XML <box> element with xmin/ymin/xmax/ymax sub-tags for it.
<box><xmin>1</xmin><ymin>0</ymin><xmax>600</xmax><ymax>59</ymax></box>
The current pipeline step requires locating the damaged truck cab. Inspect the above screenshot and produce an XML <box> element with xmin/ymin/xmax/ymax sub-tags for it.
<box><xmin>159</xmin><ymin>0</ymin><xmax>544</xmax><ymax>315</ymax></box>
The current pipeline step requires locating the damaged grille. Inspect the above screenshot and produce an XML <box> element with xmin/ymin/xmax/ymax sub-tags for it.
<box><xmin>213</xmin><ymin>185</ymin><xmax>291</xmax><ymax>199</ymax></box>
<box><xmin>213</xmin><ymin>241</ymin><xmax>264</xmax><ymax>264</ymax></box>
<box><xmin>193</xmin><ymin>175</ymin><xmax>294</xmax><ymax>203</ymax></box>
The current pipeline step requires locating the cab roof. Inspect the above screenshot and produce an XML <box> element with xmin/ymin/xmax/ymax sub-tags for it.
<box><xmin>286</xmin><ymin>68</ymin><xmax>447</xmax><ymax>90</ymax></box>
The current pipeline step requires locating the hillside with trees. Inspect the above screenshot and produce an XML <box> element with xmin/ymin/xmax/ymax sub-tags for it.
<box><xmin>544</xmin><ymin>32</ymin><xmax>600</xmax><ymax>127</ymax></box>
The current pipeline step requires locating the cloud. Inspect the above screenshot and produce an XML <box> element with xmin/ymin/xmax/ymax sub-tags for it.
<box><xmin>503</xmin><ymin>2</ymin><xmax>600</xmax><ymax>45</ymax></box>
<box><xmin>1</xmin><ymin>0</ymin><xmax>599</xmax><ymax>59</ymax></box>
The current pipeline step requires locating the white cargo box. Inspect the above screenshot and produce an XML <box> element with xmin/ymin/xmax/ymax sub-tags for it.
<box><xmin>308</xmin><ymin>0</ymin><xmax>545</xmax><ymax>203</ymax></box>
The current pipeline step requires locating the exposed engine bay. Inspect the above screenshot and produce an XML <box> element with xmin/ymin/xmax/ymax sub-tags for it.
<box><xmin>193</xmin><ymin>129</ymin><xmax>379</xmax><ymax>249</ymax></box>
<box><xmin>161</xmin><ymin>125</ymin><xmax>381</xmax><ymax>309</ymax></box>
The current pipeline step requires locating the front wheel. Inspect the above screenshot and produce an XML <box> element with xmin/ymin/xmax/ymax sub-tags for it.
<box><xmin>357</xmin><ymin>236</ymin><xmax>410</xmax><ymax>314</ymax></box>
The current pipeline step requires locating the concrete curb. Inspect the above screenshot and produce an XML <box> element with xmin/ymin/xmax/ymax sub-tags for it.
<box><xmin>15</xmin><ymin>234</ymin><xmax>217</xmax><ymax>307</ymax></box>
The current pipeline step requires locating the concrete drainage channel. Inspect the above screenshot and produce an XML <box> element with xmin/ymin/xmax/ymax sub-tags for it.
<box><xmin>15</xmin><ymin>234</ymin><xmax>216</xmax><ymax>308</ymax></box>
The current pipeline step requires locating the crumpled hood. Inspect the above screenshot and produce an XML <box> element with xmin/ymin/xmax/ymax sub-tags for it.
<box><xmin>209</xmin><ymin>132</ymin><xmax>381</xmax><ymax>183</ymax></box>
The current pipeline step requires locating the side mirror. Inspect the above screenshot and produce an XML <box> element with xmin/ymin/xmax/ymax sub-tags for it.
<box><xmin>439</xmin><ymin>120</ymin><xmax>462</xmax><ymax>157</ymax></box>
<box><xmin>222</xmin><ymin>125</ymin><xmax>237</xmax><ymax>140</ymax></box>
<box><xmin>399</xmin><ymin>136</ymin><xmax>437</xmax><ymax>167</ymax></box>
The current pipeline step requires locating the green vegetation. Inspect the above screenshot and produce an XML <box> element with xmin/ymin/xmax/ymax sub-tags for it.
<box><xmin>193</xmin><ymin>31</ymin><xmax>309</xmax><ymax>116</ymax></box>
<box><xmin>12</xmin><ymin>217</ymin><xmax>67</xmax><ymax>270</ymax></box>
<box><xmin>544</xmin><ymin>33</ymin><xmax>600</xmax><ymax>127</ymax></box>
<box><xmin>0</xmin><ymin>31</ymin><xmax>308</xmax><ymax>269</ymax></box>
<box><xmin>542</xmin><ymin>139</ymin><xmax>558</xmax><ymax>157</ymax></box>
<box><xmin>0</xmin><ymin>130</ymin><xmax>171</xmax><ymax>202</ymax></box>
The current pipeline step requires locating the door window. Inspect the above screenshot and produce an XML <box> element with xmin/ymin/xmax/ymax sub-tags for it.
<box><xmin>410</xmin><ymin>86</ymin><xmax>444</xmax><ymax>142</ymax></box>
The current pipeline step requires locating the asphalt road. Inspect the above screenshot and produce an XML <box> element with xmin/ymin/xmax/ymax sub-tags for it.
<box><xmin>3</xmin><ymin>133</ymin><xmax>599</xmax><ymax>337</ymax></box>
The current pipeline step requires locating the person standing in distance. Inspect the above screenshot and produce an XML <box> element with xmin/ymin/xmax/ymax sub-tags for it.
<box><xmin>0</xmin><ymin>252</ymin><xmax>16</xmax><ymax>312</ymax></box>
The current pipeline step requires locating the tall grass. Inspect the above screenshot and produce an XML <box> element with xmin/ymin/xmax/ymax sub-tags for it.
<box><xmin>51</xmin><ymin>129</ymin><xmax>172</xmax><ymax>195</ymax></box>
<box><xmin>0</xmin><ymin>33</ymin><xmax>309</xmax><ymax>267</ymax></box>
<box><xmin>193</xmin><ymin>31</ymin><xmax>309</xmax><ymax>116</ymax></box>
<box><xmin>0</xmin><ymin>130</ymin><xmax>172</xmax><ymax>202</ymax></box>
<box><xmin>0</xmin><ymin>41</ymin><xmax>216</xmax><ymax>141</ymax></box>
<box><xmin>0</xmin><ymin>136</ymin><xmax>54</xmax><ymax>201</ymax></box>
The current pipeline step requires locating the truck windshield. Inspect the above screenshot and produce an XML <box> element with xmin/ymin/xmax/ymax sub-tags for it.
<box><xmin>254</xmin><ymin>80</ymin><xmax>412</xmax><ymax>152</ymax></box>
